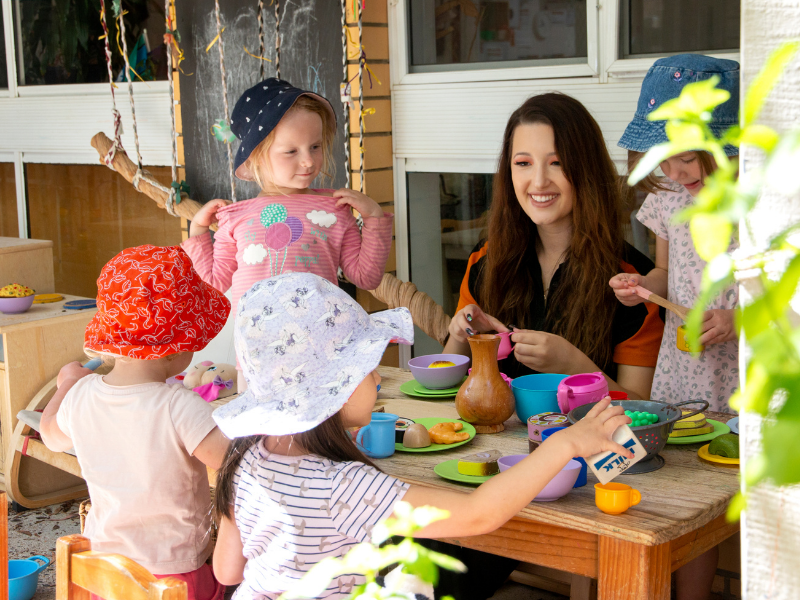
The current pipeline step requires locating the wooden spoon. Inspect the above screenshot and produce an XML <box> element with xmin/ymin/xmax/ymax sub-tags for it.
<box><xmin>632</xmin><ymin>285</ymin><xmax>691</xmax><ymax>321</ymax></box>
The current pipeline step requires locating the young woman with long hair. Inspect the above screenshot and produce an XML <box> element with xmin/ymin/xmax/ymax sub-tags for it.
<box><xmin>444</xmin><ymin>93</ymin><xmax>663</xmax><ymax>399</ymax></box>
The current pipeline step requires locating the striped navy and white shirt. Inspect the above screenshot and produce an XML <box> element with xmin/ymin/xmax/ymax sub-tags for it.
<box><xmin>232</xmin><ymin>442</ymin><xmax>409</xmax><ymax>599</ymax></box>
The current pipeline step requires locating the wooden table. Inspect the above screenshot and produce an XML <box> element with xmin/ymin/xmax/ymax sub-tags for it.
<box><xmin>374</xmin><ymin>367</ymin><xmax>739</xmax><ymax>600</ymax></box>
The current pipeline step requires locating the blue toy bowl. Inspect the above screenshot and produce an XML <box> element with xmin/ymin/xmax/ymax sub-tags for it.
<box><xmin>9</xmin><ymin>556</ymin><xmax>50</xmax><ymax>600</ymax></box>
<box><xmin>511</xmin><ymin>374</ymin><xmax>568</xmax><ymax>422</ymax></box>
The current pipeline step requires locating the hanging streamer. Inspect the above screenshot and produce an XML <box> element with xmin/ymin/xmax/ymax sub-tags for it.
<box><xmin>116</xmin><ymin>5</ymin><xmax>144</xmax><ymax>189</ymax></box>
<box><xmin>274</xmin><ymin>0</ymin><xmax>281</xmax><ymax>79</ymax></box>
<box><xmin>213</xmin><ymin>0</ymin><xmax>237</xmax><ymax>202</ymax></box>
<box><xmin>357</xmin><ymin>0</ymin><xmax>365</xmax><ymax>194</ymax></box>
<box><xmin>340</xmin><ymin>0</ymin><xmax>351</xmax><ymax>189</ymax></box>
<box><xmin>164</xmin><ymin>0</ymin><xmax>179</xmax><ymax>216</ymax></box>
<box><xmin>98</xmin><ymin>0</ymin><xmax>123</xmax><ymax>170</ymax></box>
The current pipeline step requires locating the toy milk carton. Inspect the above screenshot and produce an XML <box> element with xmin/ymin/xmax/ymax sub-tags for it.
<box><xmin>587</xmin><ymin>424</ymin><xmax>647</xmax><ymax>484</ymax></box>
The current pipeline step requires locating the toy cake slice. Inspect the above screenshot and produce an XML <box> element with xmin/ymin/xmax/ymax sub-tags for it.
<box><xmin>674</xmin><ymin>410</ymin><xmax>709</xmax><ymax>430</ymax></box>
<box><xmin>457</xmin><ymin>450</ymin><xmax>502</xmax><ymax>476</ymax></box>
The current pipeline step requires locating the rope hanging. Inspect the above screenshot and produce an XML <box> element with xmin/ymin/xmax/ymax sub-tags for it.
<box><xmin>98</xmin><ymin>0</ymin><xmax>123</xmax><ymax>169</ymax></box>
<box><xmin>340</xmin><ymin>0</ymin><xmax>351</xmax><ymax>189</ymax></box>
<box><xmin>213</xmin><ymin>0</ymin><xmax>237</xmax><ymax>202</ymax></box>
<box><xmin>274</xmin><ymin>0</ymin><xmax>281</xmax><ymax>79</ymax></box>
<box><xmin>164</xmin><ymin>0</ymin><xmax>179</xmax><ymax>216</ymax></box>
<box><xmin>116</xmin><ymin>6</ymin><xmax>144</xmax><ymax>190</ymax></box>
<box><xmin>257</xmin><ymin>0</ymin><xmax>266</xmax><ymax>79</ymax></box>
<box><xmin>356</xmin><ymin>1</ymin><xmax>364</xmax><ymax>194</ymax></box>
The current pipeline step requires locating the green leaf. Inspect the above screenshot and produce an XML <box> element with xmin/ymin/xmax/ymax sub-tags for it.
<box><xmin>664</xmin><ymin>121</ymin><xmax>706</xmax><ymax>146</ymax></box>
<box><xmin>744</xmin><ymin>452</ymin><xmax>768</xmax><ymax>486</ymax></box>
<box><xmin>737</xmin><ymin>124</ymin><xmax>780</xmax><ymax>152</ymax></box>
<box><xmin>740</xmin><ymin>360</ymin><xmax>777</xmax><ymax>415</ymax></box>
<box><xmin>765</xmin><ymin>130</ymin><xmax>800</xmax><ymax>197</ymax></box>
<box><xmin>425</xmin><ymin>549</ymin><xmax>468</xmax><ymax>574</ymax></box>
<box><xmin>628</xmin><ymin>141</ymin><xmax>706</xmax><ymax>186</ymax></box>
<box><xmin>726</xmin><ymin>492</ymin><xmax>746</xmax><ymax>522</ymax></box>
<box><xmin>403</xmin><ymin>553</ymin><xmax>439</xmax><ymax>586</ymax></box>
<box><xmin>743</xmin><ymin>41</ymin><xmax>800</xmax><ymax>126</ymax></box>
<box><xmin>649</xmin><ymin>77</ymin><xmax>729</xmax><ymax>121</ymax></box>
<box><xmin>762</xmin><ymin>418</ymin><xmax>800</xmax><ymax>485</ymax></box>
<box><xmin>690</xmin><ymin>214</ymin><xmax>732</xmax><ymax>261</ymax></box>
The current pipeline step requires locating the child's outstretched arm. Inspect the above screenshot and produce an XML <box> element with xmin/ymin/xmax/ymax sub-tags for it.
<box><xmin>402</xmin><ymin>398</ymin><xmax>631</xmax><ymax>539</ymax></box>
<box><xmin>609</xmin><ymin>236</ymin><xmax>669</xmax><ymax>305</ymax></box>
<box><xmin>40</xmin><ymin>362</ymin><xmax>93</xmax><ymax>452</ymax></box>
<box><xmin>334</xmin><ymin>189</ymin><xmax>394</xmax><ymax>290</ymax></box>
<box><xmin>182</xmin><ymin>199</ymin><xmax>238</xmax><ymax>294</ymax></box>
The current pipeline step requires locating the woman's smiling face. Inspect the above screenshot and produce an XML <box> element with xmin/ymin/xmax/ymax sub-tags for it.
<box><xmin>510</xmin><ymin>122</ymin><xmax>574</xmax><ymax>230</ymax></box>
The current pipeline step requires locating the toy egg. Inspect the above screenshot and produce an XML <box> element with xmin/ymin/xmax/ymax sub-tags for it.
<box><xmin>429</xmin><ymin>360</ymin><xmax>456</xmax><ymax>368</ymax></box>
<box><xmin>402</xmin><ymin>423</ymin><xmax>431</xmax><ymax>448</ymax></box>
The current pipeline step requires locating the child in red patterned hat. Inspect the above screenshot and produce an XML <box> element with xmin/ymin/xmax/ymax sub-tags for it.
<box><xmin>40</xmin><ymin>245</ymin><xmax>232</xmax><ymax>600</ymax></box>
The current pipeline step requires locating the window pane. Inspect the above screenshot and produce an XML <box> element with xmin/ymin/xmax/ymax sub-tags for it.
<box><xmin>407</xmin><ymin>172</ymin><xmax>492</xmax><ymax>356</ymax></box>
<box><xmin>0</xmin><ymin>163</ymin><xmax>18</xmax><ymax>237</ymax></box>
<box><xmin>0</xmin><ymin>7</ymin><xmax>8</xmax><ymax>89</ymax></box>
<box><xmin>15</xmin><ymin>0</ymin><xmax>168</xmax><ymax>86</ymax></box>
<box><xmin>409</xmin><ymin>0</ymin><xmax>587</xmax><ymax>70</ymax></box>
<box><xmin>621</xmin><ymin>0</ymin><xmax>739</xmax><ymax>58</ymax></box>
<box><xmin>27</xmin><ymin>164</ymin><xmax>183</xmax><ymax>298</ymax></box>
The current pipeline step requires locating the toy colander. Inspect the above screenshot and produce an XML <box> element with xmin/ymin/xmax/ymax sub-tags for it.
<box><xmin>568</xmin><ymin>399</ymin><xmax>709</xmax><ymax>474</ymax></box>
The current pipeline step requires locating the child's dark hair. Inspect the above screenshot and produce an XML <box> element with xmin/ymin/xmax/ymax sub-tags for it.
<box><xmin>214</xmin><ymin>410</ymin><xmax>378</xmax><ymax>520</ymax></box>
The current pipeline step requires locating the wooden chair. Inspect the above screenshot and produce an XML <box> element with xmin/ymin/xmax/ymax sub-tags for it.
<box><xmin>1</xmin><ymin>492</ymin><xmax>8</xmax><ymax>600</ymax></box>
<box><xmin>56</xmin><ymin>535</ymin><xmax>187</xmax><ymax>600</ymax></box>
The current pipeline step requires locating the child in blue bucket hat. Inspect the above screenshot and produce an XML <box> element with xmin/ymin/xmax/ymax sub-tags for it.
<box><xmin>610</xmin><ymin>54</ymin><xmax>739</xmax><ymax>600</ymax></box>
<box><xmin>210</xmin><ymin>272</ymin><xmax>634</xmax><ymax>600</ymax></box>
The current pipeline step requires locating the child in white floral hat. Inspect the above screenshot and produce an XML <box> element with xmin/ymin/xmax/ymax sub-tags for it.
<box><xmin>211</xmin><ymin>272</ymin><xmax>633</xmax><ymax>600</ymax></box>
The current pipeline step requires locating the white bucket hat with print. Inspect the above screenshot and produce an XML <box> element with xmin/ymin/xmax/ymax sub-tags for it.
<box><xmin>212</xmin><ymin>272</ymin><xmax>414</xmax><ymax>438</ymax></box>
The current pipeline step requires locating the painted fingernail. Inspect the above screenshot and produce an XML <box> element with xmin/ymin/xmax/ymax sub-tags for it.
<box><xmin>466</xmin><ymin>328</ymin><xmax>474</xmax><ymax>336</ymax></box>
<box><xmin>377</xmin><ymin>384</ymin><xmax>381</xmax><ymax>392</ymax></box>
<box><xmin>507</xmin><ymin>324</ymin><xmax>517</xmax><ymax>331</ymax></box>
<box><xmin>466</xmin><ymin>314</ymin><xmax>473</xmax><ymax>322</ymax></box>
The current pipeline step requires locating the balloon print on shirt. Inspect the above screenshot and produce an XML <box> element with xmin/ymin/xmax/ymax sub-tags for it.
<box><xmin>243</xmin><ymin>203</ymin><xmax>305</xmax><ymax>275</ymax></box>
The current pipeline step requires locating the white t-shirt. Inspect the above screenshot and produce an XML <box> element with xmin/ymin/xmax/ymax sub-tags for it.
<box><xmin>57</xmin><ymin>374</ymin><xmax>218</xmax><ymax>574</ymax></box>
<box><xmin>232</xmin><ymin>442</ymin><xmax>409</xmax><ymax>600</ymax></box>
<box><xmin>637</xmin><ymin>181</ymin><xmax>739</xmax><ymax>412</ymax></box>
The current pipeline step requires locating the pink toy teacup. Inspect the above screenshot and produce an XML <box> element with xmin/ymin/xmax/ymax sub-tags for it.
<box><xmin>557</xmin><ymin>372</ymin><xmax>609</xmax><ymax>413</ymax></box>
<box><xmin>496</xmin><ymin>331</ymin><xmax>515</xmax><ymax>360</ymax></box>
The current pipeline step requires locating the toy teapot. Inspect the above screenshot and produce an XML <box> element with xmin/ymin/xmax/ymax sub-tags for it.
<box><xmin>557</xmin><ymin>372</ymin><xmax>608</xmax><ymax>413</ymax></box>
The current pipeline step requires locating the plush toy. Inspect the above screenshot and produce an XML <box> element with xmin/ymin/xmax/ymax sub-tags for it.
<box><xmin>181</xmin><ymin>361</ymin><xmax>238</xmax><ymax>402</ymax></box>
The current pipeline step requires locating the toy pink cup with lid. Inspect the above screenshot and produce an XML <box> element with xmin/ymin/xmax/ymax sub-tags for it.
<box><xmin>557</xmin><ymin>372</ymin><xmax>609</xmax><ymax>413</ymax></box>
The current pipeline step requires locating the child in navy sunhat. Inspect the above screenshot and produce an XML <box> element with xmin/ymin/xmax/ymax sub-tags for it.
<box><xmin>609</xmin><ymin>54</ymin><xmax>740</xmax><ymax>600</ymax></box>
<box><xmin>182</xmin><ymin>79</ymin><xmax>394</xmax><ymax>390</ymax></box>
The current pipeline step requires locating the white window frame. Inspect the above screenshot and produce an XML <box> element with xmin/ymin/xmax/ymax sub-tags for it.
<box><xmin>0</xmin><ymin>0</ymin><xmax>173</xmax><ymax>238</ymax></box>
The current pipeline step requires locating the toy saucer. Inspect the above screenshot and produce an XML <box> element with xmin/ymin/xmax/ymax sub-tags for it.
<box><xmin>399</xmin><ymin>379</ymin><xmax>463</xmax><ymax>399</ymax></box>
<box><xmin>33</xmin><ymin>294</ymin><xmax>64</xmax><ymax>304</ymax></box>
<box><xmin>395</xmin><ymin>418</ymin><xmax>476</xmax><ymax>453</ymax></box>
<box><xmin>698</xmin><ymin>443</ymin><xmax>739</xmax><ymax>466</ymax></box>
<box><xmin>666</xmin><ymin>419</ymin><xmax>729</xmax><ymax>445</ymax></box>
<box><xmin>64</xmin><ymin>299</ymin><xmax>97</xmax><ymax>310</ymax></box>
<box><xmin>727</xmin><ymin>416</ymin><xmax>739</xmax><ymax>435</ymax></box>
<box><xmin>434</xmin><ymin>459</ymin><xmax>495</xmax><ymax>485</ymax></box>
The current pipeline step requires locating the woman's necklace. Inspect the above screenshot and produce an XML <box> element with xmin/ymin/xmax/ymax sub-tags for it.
<box><xmin>542</xmin><ymin>251</ymin><xmax>568</xmax><ymax>301</ymax></box>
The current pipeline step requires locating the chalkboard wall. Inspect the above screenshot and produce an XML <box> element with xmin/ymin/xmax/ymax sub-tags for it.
<box><xmin>176</xmin><ymin>0</ymin><xmax>348</xmax><ymax>204</ymax></box>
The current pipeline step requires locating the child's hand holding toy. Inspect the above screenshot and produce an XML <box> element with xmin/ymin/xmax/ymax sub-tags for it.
<box><xmin>332</xmin><ymin>188</ymin><xmax>384</xmax><ymax>219</ymax></box>
<box><xmin>545</xmin><ymin>397</ymin><xmax>633</xmax><ymax>460</ymax></box>
<box><xmin>57</xmin><ymin>361</ymin><xmax>94</xmax><ymax>389</ymax></box>
<box><xmin>608</xmin><ymin>273</ymin><xmax>647</xmax><ymax>306</ymax></box>
<box><xmin>448</xmin><ymin>304</ymin><xmax>508</xmax><ymax>344</ymax></box>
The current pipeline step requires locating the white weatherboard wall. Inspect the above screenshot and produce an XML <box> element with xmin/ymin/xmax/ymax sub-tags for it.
<box><xmin>739</xmin><ymin>1</ymin><xmax>800</xmax><ymax>598</ymax></box>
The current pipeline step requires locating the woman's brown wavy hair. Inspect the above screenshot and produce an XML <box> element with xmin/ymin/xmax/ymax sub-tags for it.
<box><xmin>480</xmin><ymin>93</ymin><xmax>624</xmax><ymax>369</ymax></box>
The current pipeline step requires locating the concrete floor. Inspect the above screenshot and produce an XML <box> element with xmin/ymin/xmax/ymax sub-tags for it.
<box><xmin>7</xmin><ymin>500</ymin><xmax>565</xmax><ymax>600</ymax></box>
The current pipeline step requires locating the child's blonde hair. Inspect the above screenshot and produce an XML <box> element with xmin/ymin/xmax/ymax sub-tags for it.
<box><xmin>627</xmin><ymin>150</ymin><xmax>716</xmax><ymax>194</ymax></box>
<box><xmin>244</xmin><ymin>95</ymin><xmax>336</xmax><ymax>191</ymax></box>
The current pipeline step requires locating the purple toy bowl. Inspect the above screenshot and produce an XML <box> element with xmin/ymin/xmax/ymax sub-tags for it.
<box><xmin>408</xmin><ymin>354</ymin><xmax>470</xmax><ymax>389</ymax></box>
<box><xmin>498</xmin><ymin>455</ymin><xmax>581</xmax><ymax>501</ymax></box>
<box><xmin>557</xmin><ymin>372</ymin><xmax>608</xmax><ymax>413</ymax></box>
<box><xmin>511</xmin><ymin>374</ymin><xmax>568</xmax><ymax>423</ymax></box>
<box><xmin>0</xmin><ymin>294</ymin><xmax>35</xmax><ymax>314</ymax></box>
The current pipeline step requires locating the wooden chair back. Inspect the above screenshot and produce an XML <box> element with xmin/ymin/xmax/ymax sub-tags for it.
<box><xmin>1</xmin><ymin>493</ymin><xmax>8</xmax><ymax>600</ymax></box>
<box><xmin>56</xmin><ymin>535</ymin><xmax>187</xmax><ymax>600</ymax></box>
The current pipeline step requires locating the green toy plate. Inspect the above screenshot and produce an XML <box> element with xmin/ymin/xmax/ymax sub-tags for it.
<box><xmin>666</xmin><ymin>419</ymin><xmax>730</xmax><ymax>445</ymax></box>
<box><xmin>395</xmin><ymin>418</ymin><xmax>476</xmax><ymax>453</ymax></box>
<box><xmin>399</xmin><ymin>379</ymin><xmax>464</xmax><ymax>399</ymax></box>
<box><xmin>434</xmin><ymin>459</ymin><xmax>495</xmax><ymax>485</ymax></box>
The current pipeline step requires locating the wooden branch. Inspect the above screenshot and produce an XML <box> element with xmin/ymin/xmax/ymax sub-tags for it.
<box><xmin>91</xmin><ymin>132</ymin><xmax>211</xmax><ymax>227</ymax></box>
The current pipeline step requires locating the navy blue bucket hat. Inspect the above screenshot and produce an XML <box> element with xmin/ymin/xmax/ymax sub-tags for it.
<box><xmin>618</xmin><ymin>54</ymin><xmax>740</xmax><ymax>157</ymax></box>
<box><xmin>230</xmin><ymin>78</ymin><xmax>337</xmax><ymax>181</ymax></box>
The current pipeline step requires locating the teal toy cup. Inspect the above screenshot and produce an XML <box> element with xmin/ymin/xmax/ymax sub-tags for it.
<box><xmin>9</xmin><ymin>555</ymin><xmax>50</xmax><ymax>600</ymax></box>
<box><xmin>356</xmin><ymin>413</ymin><xmax>399</xmax><ymax>458</ymax></box>
<box><xmin>511</xmin><ymin>374</ymin><xmax>569</xmax><ymax>422</ymax></box>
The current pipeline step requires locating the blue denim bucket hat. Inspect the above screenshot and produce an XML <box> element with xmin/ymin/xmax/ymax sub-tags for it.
<box><xmin>231</xmin><ymin>78</ymin><xmax>337</xmax><ymax>181</ymax></box>
<box><xmin>618</xmin><ymin>54</ymin><xmax>740</xmax><ymax>157</ymax></box>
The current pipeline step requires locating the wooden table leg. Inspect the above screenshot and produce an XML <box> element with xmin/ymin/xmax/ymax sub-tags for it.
<box><xmin>598</xmin><ymin>537</ymin><xmax>671</xmax><ymax>600</ymax></box>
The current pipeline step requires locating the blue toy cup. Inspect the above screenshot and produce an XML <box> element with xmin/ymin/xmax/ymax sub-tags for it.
<box><xmin>356</xmin><ymin>413</ymin><xmax>399</xmax><ymax>458</ymax></box>
<box><xmin>511</xmin><ymin>374</ymin><xmax>569</xmax><ymax>422</ymax></box>
<box><xmin>9</xmin><ymin>555</ymin><xmax>50</xmax><ymax>600</ymax></box>
<box><xmin>541</xmin><ymin>427</ymin><xmax>588</xmax><ymax>488</ymax></box>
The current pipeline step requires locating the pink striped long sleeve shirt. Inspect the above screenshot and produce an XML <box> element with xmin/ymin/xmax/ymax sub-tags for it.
<box><xmin>182</xmin><ymin>193</ymin><xmax>393</xmax><ymax>317</ymax></box>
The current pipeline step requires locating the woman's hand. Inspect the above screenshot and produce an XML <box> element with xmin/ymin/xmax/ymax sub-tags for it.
<box><xmin>699</xmin><ymin>309</ymin><xmax>737</xmax><ymax>346</ymax></box>
<box><xmin>448</xmin><ymin>304</ymin><xmax>507</xmax><ymax>345</ymax></box>
<box><xmin>189</xmin><ymin>199</ymin><xmax>230</xmax><ymax>236</ymax></box>
<box><xmin>333</xmin><ymin>189</ymin><xmax>383</xmax><ymax>219</ymax></box>
<box><xmin>511</xmin><ymin>329</ymin><xmax>591</xmax><ymax>375</ymax></box>
<box><xmin>553</xmin><ymin>397</ymin><xmax>633</xmax><ymax>459</ymax></box>
<box><xmin>609</xmin><ymin>273</ymin><xmax>645</xmax><ymax>306</ymax></box>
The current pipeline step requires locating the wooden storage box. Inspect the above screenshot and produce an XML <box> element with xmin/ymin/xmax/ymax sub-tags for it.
<box><xmin>0</xmin><ymin>237</ymin><xmax>55</xmax><ymax>294</ymax></box>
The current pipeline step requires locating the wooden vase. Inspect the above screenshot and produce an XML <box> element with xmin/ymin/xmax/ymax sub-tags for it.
<box><xmin>455</xmin><ymin>334</ymin><xmax>516</xmax><ymax>433</ymax></box>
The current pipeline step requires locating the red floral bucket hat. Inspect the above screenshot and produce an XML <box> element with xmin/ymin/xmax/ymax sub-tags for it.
<box><xmin>85</xmin><ymin>245</ymin><xmax>231</xmax><ymax>359</ymax></box>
